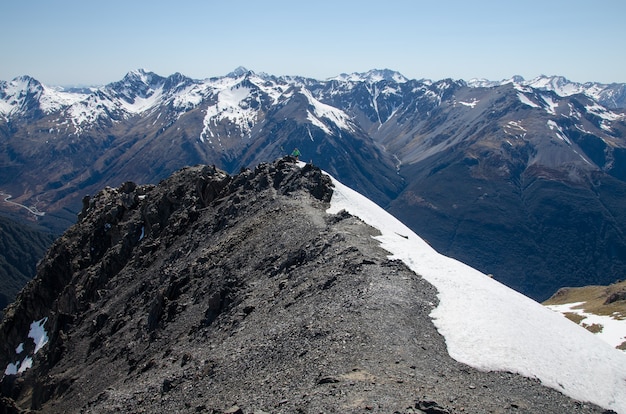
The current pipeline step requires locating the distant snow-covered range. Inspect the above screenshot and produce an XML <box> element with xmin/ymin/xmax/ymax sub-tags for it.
<box><xmin>0</xmin><ymin>69</ymin><xmax>362</xmax><ymax>138</ymax></box>
<box><xmin>2</xmin><ymin>69</ymin><xmax>624</xmax><ymax>136</ymax></box>
<box><xmin>467</xmin><ymin>74</ymin><xmax>626</xmax><ymax>109</ymax></box>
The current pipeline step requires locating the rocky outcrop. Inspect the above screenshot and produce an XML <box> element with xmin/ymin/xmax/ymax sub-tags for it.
<box><xmin>0</xmin><ymin>157</ymin><xmax>609</xmax><ymax>413</ymax></box>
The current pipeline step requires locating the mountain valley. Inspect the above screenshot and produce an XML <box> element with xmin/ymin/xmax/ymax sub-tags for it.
<box><xmin>1</xmin><ymin>68</ymin><xmax>626</xmax><ymax>303</ymax></box>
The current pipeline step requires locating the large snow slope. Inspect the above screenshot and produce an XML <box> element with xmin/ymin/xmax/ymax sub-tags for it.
<box><xmin>325</xmin><ymin>169</ymin><xmax>626</xmax><ymax>413</ymax></box>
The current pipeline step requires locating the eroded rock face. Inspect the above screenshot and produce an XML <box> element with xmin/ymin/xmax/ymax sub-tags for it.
<box><xmin>0</xmin><ymin>157</ymin><xmax>608</xmax><ymax>413</ymax></box>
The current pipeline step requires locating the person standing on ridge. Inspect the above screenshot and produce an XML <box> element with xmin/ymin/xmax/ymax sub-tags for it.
<box><xmin>291</xmin><ymin>148</ymin><xmax>301</xmax><ymax>160</ymax></box>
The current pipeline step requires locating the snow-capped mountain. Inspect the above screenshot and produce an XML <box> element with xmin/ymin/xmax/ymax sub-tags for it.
<box><xmin>468</xmin><ymin>74</ymin><xmax>626</xmax><ymax>109</ymax></box>
<box><xmin>330</xmin><ymin>68</ymin><xmax>409</xmax><ymax>84</ymax></box>
<box><xmin>0</xmin><ymin>76</ymin><xmax>87</xmax><ymax>120</ymax></box>
<box><xmin>1</xmin><ymin>68</ymin><xmax>626</xmax><ymax>305</ymax></box>
<box><xmin>2</xmin><ymin>158</ymin><xmax>625</xmax><ymax>412</ymax></box>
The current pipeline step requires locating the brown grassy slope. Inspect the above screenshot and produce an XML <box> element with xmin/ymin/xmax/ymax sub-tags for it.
<box><xmin>543</xmin><ymin>280</ymin><xmax>626</xmax><ymax>349</ymax></box>
<box><xmin>543</xmin><ymin>279</ymin><xmax>626</xmax><ymax>319</ymax></box>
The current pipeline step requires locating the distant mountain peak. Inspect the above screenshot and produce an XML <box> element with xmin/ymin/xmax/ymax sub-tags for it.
<box><xmin>331</xmin><ymin>68</ymin><xmax>408</xmax><ymax>83</ymax></box>
<box><xmin>227</xmin><ymin>66</ymin><xmax>252</xmax><ymax>78</ymax></box>
<box><xmin>117</xmin><ymin>69</ymin><xmax>163</xmax><ymax>87</ymax></box>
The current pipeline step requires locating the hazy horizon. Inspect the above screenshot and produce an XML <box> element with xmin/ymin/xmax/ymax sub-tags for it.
<box><xmin>2</xmin><ymin>0</ymin><xmax>625</xmax><ymax>86</ymax></box>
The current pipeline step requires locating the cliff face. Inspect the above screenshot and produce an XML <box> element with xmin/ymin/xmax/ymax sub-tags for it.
<box><xmin>0</xmin><ymin>158</ymin><xmax>609</xmax><ymax>413</ymax></box>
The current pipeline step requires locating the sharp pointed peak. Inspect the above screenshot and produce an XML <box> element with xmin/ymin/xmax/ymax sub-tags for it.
<box><xmin>227</xmin><ymin>66</ymin><xmax>254</xmax><ymax>78</ymax></box>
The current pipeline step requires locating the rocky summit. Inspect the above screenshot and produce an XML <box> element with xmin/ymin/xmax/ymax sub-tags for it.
<box><xmin>0</xmin><ymin>157</ymin><xmax>611</xmax><ymax>413</ymax></box>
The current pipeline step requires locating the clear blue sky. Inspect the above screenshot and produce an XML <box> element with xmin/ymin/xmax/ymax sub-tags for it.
<box><xmin>2</xmin><ymin>0</ymin><xmax>625</xmax><ymax>85</ymax></box>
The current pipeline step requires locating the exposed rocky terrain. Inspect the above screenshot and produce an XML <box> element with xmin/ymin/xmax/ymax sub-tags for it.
<box><xmin>0</xmin><ymin>157</ymin><xmax>612</xmax><ymax>413</ymax></box>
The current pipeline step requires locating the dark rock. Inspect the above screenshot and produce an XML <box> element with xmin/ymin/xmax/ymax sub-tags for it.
<box><xmin>415</xmin><ymin>399</ymin><xmax>451</xmax><ymax>414</ymax></box>
<box><xmin>604</xmin><ymin>290</ymin><xmax>626</xmax><ymax>304</ymax></box>
<box><xmin>316</xmin><ymin>376</ymin><xmax>340</xmax><ymax>385</ymax></box>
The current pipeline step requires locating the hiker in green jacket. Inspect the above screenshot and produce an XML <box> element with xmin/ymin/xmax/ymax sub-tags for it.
<box><xmin>291</xmin><ymin>148</ymin><xmax>301</xmax><ymax>160</ymax></box>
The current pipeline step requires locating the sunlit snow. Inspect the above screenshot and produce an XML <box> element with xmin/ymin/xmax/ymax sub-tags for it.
<box><xmin>541</xmin><ymin>94</ymin><xmax>559</xmax><ymax>115</ymax></box>
<box><xmin>585</xmin><ymin>103</ymin><xmax>623</xmax><ymax>121</ymax></box>
<box><xmin>117</xmin><ymin>87</ymin><xmax>164</xmax><ymax>114</ymax></box>
<box><xmin>503</xmin><ymin>121</ymin><xmax>527</xmax><ymax>139</ymax></box>
<box><xmin>547</xmin><ymin>120</ymin><xmax>571</xmax><ymax>144</ymax></box>
<box><xmin>0</xmin><ymin>76</ymin><xmax>86</xmax><ymax>118</ymax></box>
<box><xmin>198</xmin><ymin>72</ymin><xmax>286</xmax><ymax>143</ymax></box>
<box><xmin>324</xmin><ymin>169</ymin><xmax>626</xmax><ymax>413</ymax></box>
<box><xmin>3</xmin><ymin>318</ymin><xmax>49</xmax><ymax>377</ymax></box>
<box><xmin>546</xmin><ymin>302</ymin><xmax>626</xmax><ymax>351</ymax></box>
<box><xmin>517</xmin><ymin>92</ymin><xmax>540</xmax><ymax>108</ymax></box>
<box><xmin>301</xmin><ymin>88</ymin><xmax>355</xmax><ymax>135</ymax></box>
<box><xmin>456</xmin><ymin>99</ymin><xmax>479</xmax><ymax>108</ymax></box>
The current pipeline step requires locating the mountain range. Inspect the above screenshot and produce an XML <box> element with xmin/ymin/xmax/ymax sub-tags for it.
<box><xmin>1</xmin><ymin>158</ymin><xmax>625</xmax><ymax>413</ymax></box>
<box><xmin>1</xmin><ymin>68</ymin><xmax>626</xmax><ymax>303</ymax></box>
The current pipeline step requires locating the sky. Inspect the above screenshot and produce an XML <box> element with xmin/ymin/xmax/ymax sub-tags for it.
<box><xmin>326</xmin><ymin>165</ymin><xmax>626</xmax><ymax>413</ymax></box>
<box><xmin>1</xmin><ymin>0</ymin><xmax>625</xmax><ymax>86</ymax></box>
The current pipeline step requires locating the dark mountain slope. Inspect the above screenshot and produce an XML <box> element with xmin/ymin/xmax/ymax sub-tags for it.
<box><xmin>390</xmin><ymin>154</ymin><xmax>626</xmax><ymax>301</ymax></box>
<box><xmin>0</xmin><ymin>216</ymin><xmax>55</xmax><ymax>316</ymax></box>
<box><xmin>376</xmin><ymin>85</ymin><xmax>626</xmax><ymax>301</ymax></box>
<box><xmin>236</xmin><ymin>88</ymin><xmax>405</xmax><ymax>205</ymax></box>
<box><xmin>0</xmin><ymin>158</ymin><xmax>606</xmax><ymax>413</ymax></box>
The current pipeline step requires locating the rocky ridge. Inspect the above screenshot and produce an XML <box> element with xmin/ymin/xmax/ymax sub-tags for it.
<box><xmin>0</xmin><ymin>157</ymin><xmax>611</xmax><ymax>413</ymax></box>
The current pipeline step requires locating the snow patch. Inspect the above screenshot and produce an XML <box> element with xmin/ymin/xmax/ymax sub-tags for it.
<box><xmin>547</xmin><ymin>120</ymin><xmax>571</xmax><ymax>145</ymax></box>
<box><xmin>3</xmin><ymin>318</ymin><xmax>49</xmax><ymax>376</ymax></box>
<box><xmin>585</xmin><ymin>103</ymin><xmax>623</xmax><ymax>121</ymax></box>
<box><xmin>456</xmin><ymin>98</ymin><xmax>479</xmax><ymax>108</ymax></box>
<box><xmin>541</xmin><ymin>94</ymin><xmax>559</xmax><ymax>115</ymax></box>
<box><xmin>503</xmin><ymin>120</ymin><xmax>527</xmax><ymax>139</ymax></box>
<box><xmin>301</xmin><ymin>88</ymin><xmax>354</xmax><ymax>135</ymax></box>
<box><xmin>517</xmin><ymin>93</ymin><xmax>540</xmax><ymax>108</ymax></box>
<box><xmin>29</xmin><ymin>318</ymin><xmax>49</xmax><ymax>354</ymax></box>
<box><xmin>118</xmin><ymin>86</ymin><xmax>164</xmax><ymax>114</ymax></box>
<box><xmin>200</xmin><ymin>82</ymin><xmax>257</xmax><ymax>141</ymax></box>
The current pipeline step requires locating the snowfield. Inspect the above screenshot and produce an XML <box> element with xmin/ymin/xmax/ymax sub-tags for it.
<box><xmin>325</xmin><ymin>168</ymin><xmax>626</xmax><ymax>414</ymax></box>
